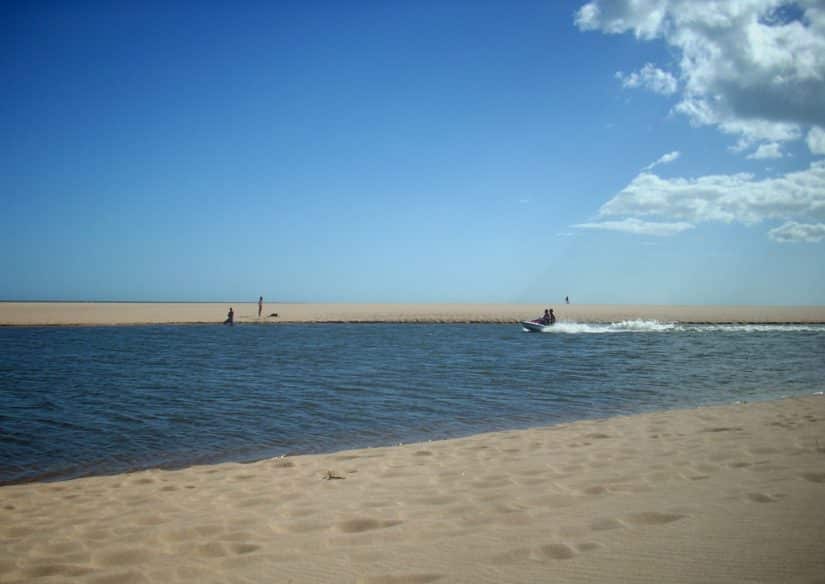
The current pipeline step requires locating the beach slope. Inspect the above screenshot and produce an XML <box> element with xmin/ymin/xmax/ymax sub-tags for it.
<box><xmin>2</xmin><ymin>396</ymin><xmax>824</xmax><ymax>583</ymax></box>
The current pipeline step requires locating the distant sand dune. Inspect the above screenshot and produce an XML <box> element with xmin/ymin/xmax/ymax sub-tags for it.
<box><xmin>1</xmin><ymin>302</ymin><xmax>824</xmax><ymax>325</ymax></box>
<box><xmin>1</xmin><ymin>396</ymin><xmax>824</xmax><ymax>582</ymax></box>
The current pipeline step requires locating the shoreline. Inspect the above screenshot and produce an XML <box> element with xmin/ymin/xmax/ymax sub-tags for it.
<box><xmin>2</xmin><ymin>302</ymin><xmax>825</xmax><ymax>326</ymax></box>
<box><xmin>2</xmin><ymin>395</ymin><xmax>823</xmax><ymax>582</ymax></box>
<box><xmin>4</xmin><ymin>392</ymin><xmax>822</xmax><ymax>489</ymax></box>
<box><xmin>3</xmin><ymin>391</ymin><xmax>824</xmax><ymax>487</ymax></box>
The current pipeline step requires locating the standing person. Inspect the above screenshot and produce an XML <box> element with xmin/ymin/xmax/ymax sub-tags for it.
<box><xmin>565</xmin><ymin>296</ymin><xmax>569</xmax><ymax>304</ymax></box>
<box><xmin>224</xmin><ymin>307</ymin><xmax>234</xmax><ymax>326</ymax></box>
<box><xmin>258</xmin><ymin>296</ymin><xmax>263</xmax><ymax>318</ymax></box>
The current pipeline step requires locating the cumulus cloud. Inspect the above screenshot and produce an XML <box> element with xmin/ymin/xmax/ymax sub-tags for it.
<box><xmin>616</xmin><ymin>63</ymin><xmax>678</xmax><ymax>95</ymax></box>
<box><xmin>574</xmin><ymin>217</ymin><xmax>695</xmax><ymax>236</ymax></box>
<box><xmin>599</xmin><ymin>161</ymin><xmax>825</xmax><ymax>225</ymax></box>
<box><xmin>809</xmin><ymin>126</ymin><xmax>825</xmax><ymax>155</ymax></box>
<box><xmin>644</xmin><ymin>150</ymin><xmax>681</xmax><ymax>170</ymax></box>
<box><xmin>769</xmin><ymin>221</ymin><xmax>825</xmax><ymax>242</ymax></box>
<box><xmin>576</xmin><ymin>0</ymin><xmax>825</xmax><ymax>155</ymax></box>
<box><xmin>746</xmin><ymin>142</ymin><xmax>784</xmax><ymax>159</ymax></box>
<box><xmin>578</xmin><ymin>161</ymin><xmax>825</xmax><ymax>242</ymax></box>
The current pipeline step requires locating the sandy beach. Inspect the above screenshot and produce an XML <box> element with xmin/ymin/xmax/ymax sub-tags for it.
<box><xmin>1</xmin><ymin>395</ymin><xmax>823</xmax><ymax>583</ymax></box>
<box><xmin>2</xmin><ymin>302</ymin><xmax>825</xmax><ymax>326</ymax></box>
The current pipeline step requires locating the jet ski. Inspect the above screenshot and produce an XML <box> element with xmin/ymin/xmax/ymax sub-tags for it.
<box><xmin>520</xmin><ymin>320</ymin><xmax>554</xmax><ymax>333</ymax></box>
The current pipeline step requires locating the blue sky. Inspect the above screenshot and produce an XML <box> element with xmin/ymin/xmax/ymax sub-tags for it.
<box><xmin>3</xmin><ymin>1</ymin><xmax>824</xmax><ymax>304</ymax></box>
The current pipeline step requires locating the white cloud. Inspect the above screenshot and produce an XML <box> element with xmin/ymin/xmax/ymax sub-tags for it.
<box><xmin>808</xmin><ymin>126</ymin><xmax>825</xmax><ymax>155</ymax></box>
<box><xmin>574</xmin><ymin>0</ymin><xmax>666</xmax><ymax>39</ymax></box>
<box><xmin>644</xmin><ymin>150</ymin><xmax>680</xmax><ymax>170</ymax></box>
<box><xmin>769</xmin><ymin>221</ymin><xmax>825</xmax><ymax>243</ymax></box>
<box><xmin>576</xmin><ymin>1</ymin><xmax>825</xmax><ymax>153</ymax></box>
<box><xmin>591</xmin><ymin>161</ymin><xmax>825</xmax><ymax>240</ymax></box>
<box><xmin>617</xmin><ymin>63</ymin><xmax>678</xmax><ymax>95</ymax></box>
<box><xmin>747</xmin><ymin>142</ymin><xmax>784</xmax><ymax>160</ymax></box>
<box><xmin>574</xmin><ymin>217</ymin><xmax>695</xmax><ymax>236</ymax></box>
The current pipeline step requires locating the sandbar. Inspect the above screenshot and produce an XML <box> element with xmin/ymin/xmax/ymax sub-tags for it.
<box><xmin>2</xmin><ymin>302</ymin><xmax>824</xmax><ymax>326</ymax></box>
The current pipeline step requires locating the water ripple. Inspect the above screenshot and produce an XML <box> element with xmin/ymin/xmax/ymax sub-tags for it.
<box><xmin>1</xmin><ymin>323</ymin><xmax>824</xmax><ymax>484</ymax></box>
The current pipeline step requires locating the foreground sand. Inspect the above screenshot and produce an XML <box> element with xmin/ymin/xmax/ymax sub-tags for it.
<box><xmin>2</xmin><ymin>396</ymin><xmax>824</xmax><ymax>583</ymax></box>
<box><xmin>2</xmin><ymin>302</ymin><xmax>825</xmax><ymax>325</ymax></box>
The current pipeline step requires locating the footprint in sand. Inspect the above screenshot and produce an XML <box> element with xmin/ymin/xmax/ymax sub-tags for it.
<box><xmin>359</xmin><ymin>574</ymin><xmax>445</xmax><ymax>584</ymax></box>
<box><xmin>746</xmin><ymin>493</ymin><xmax>779</xmax><ymax>503</ymax></box>
<box><xmin>229</xmin><ymin>543</ymin><xmax>260</xmax><ymax>555</ymax></box>
<box><xmin>591</xmin><ymin>517</ymin><xmax>625</xmax><ymax>531</ymax></box>
<box><xmin>491</xmin><ymin>540</ymin><xmax>601</xmax><ymax>565</ymax></box>
<box><xmin>538</xmin><ymin>543</ymin><xmax>577</xmax><ymax>560</ymax></box>
<box><xmin>492</xmin><ymin>544</ymin><xmax>578</xmax><ymax>564</ymax></box>
<box><xmin>801</xmin><ymin>472</ymin><xmax>825</xmax><ymax>483</ymax></box>
<box><xmin>337</xmin><ymin>518</ymin><xmax>403</xmax><ymax>533</ymax></box>
<box><xmin>625</xmin><ymin>512</ymin><xmax>686</xmax><ymax>526</ymax></box>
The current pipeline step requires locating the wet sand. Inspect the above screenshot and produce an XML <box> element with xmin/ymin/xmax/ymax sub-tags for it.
<box><xmin>1</xmin><ymin>395</ymin><xmax>824</xmax><ymax>583</ymax></box>
<box><xmin>2</xmin><ymin>302</ymin><xmax>824</xmax><ymax>326</ymax></box>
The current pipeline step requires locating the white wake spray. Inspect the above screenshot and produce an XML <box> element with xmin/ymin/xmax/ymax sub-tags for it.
<box><xmin>524</xmin><ymin>321</ymin><xmax>824</xmax><ymax>334</ymax></box>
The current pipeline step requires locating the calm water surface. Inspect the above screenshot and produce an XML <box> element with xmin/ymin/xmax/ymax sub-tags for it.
<box><xmin>2</xmin><ymin>322</ymin><xmax>824</xmax><ymax>485</ymax></box>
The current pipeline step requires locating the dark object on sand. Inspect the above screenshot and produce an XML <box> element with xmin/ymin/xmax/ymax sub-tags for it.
<box><xmin>268</xmin><ymin>313</ymin><xmax>279</xmax><ymax>318</ymax></box>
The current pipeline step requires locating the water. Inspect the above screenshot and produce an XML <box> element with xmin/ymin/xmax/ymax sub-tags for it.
<box><xmin>2</xmin><ymin>321</ymin><xmax>824</xmax><ymax>485</ymax></box>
